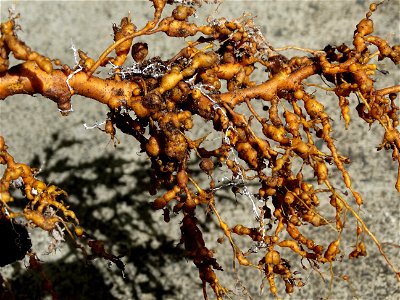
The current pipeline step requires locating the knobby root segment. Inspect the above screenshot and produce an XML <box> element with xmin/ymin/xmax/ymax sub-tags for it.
<box><xmin>1</xmin><ymin>1</ymin><xmax>399</xmax><ymax>298</ymax></box>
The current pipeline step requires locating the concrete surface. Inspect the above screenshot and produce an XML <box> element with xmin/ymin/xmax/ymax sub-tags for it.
<box><xmin>0</xmin><ymin>1</ymin><xmax>399</xmax><ymax>299</ymax></box>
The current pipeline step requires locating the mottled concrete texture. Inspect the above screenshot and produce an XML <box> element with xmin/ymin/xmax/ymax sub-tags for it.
<box><xmin>0</xmin><ymin>1</ymin><xmax>399</xmax><ymax>299</ymax></box>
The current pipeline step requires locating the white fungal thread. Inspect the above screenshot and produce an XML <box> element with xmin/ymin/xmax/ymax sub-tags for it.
<box><xmin>31</xmin><ymin>187</ymin><xmax>38</xmax><ymax>196</ymax></box>
<box><xmin>83</xmin><ymin>120</ymin><xmax>106</xmax><ymax>130</ymax></box>
<box><xmin>66</xmin><ymin>40</ymin><xmax>83</xmax><ymax>94</ymax></box>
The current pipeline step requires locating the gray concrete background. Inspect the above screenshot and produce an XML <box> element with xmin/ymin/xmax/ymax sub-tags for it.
<box><xmin>0</xmin><ymin>1</ymin><xmax>399</xmax><ymax>299</ymax></box>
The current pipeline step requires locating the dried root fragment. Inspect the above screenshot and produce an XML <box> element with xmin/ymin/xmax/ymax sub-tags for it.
<box><xmin>0</xmin><ymin>136</ymin><xmax>80</xmax><ymax>253</ymax></box>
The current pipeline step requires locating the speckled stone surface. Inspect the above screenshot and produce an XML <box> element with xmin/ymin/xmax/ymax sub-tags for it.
<box><xmin>1</xmin><ymin>1</ymin><xmax>399</xmax><ymax>299</ymax></box>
